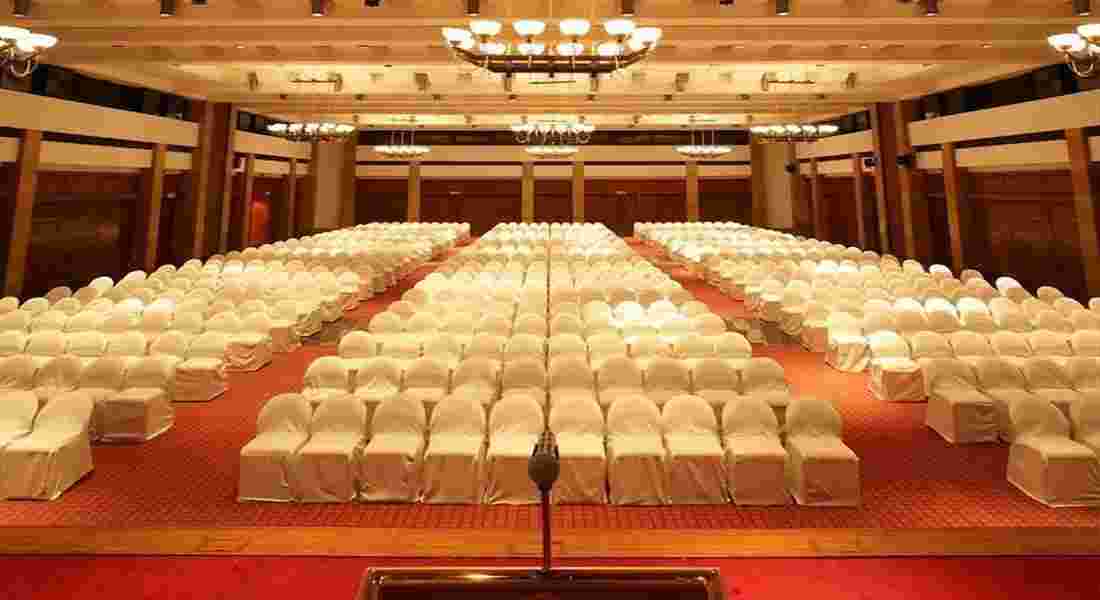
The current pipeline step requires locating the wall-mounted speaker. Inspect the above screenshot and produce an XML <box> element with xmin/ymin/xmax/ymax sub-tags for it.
<box><xmin>862</xmin><ymin>156</ymin><xmax>878</xmax><ymax>170</ymax></box>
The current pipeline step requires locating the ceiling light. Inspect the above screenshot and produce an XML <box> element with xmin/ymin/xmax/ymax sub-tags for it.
<box><xmin>513</xmin><ymin>20</ymin><xmax>546</xmax><ymax>37</ymax></box>
<box><xmin>719</xmin><ymin>0</ymin><xmax>734</xmax><ymax>6</ymax></box>
<box><xmin>310</xmin><ymin>0</ymin><xmax>325</xmax><ymax>17</ymax></box>
<box><xmin>269</xmin><ymin>122</ymin><xmax>356</xmax><ymax>143</ymax></box>
<box><xmin>479</xmin><ymin>41</ymin><xmax>506</xmax><ymax>55</ymax></box>
<box><xmin>1</xmin><ymin>26</ymin><xmax>57</xmax><ymax>76</ymax></box>
<box><xmin>442</xmin><ymin>27</ymin><xmax>473</xmax><ymax>45</ymax></box>
<box><xmin>1075</xmin><ymin>0</ymin><xmax>1092</xmax><ymax>17</ymax></box>
<box><xmin>924</xmin><ymin>0</ymin><xmax>940</xmax><ymax>16</ymax></box>
<box><xmin>556</xmin><ymin>41</ymin><xmax>584</xmax><ymax>56</ymax></box>
<box><xmin>13</xmin><ymin>0</ymin><xmax>30</xmax><ymax>17</ymax></box>
<box><xmin>470</xmin><ymin>19</ymin><xmax>502</xmax><ymax>37</ymax></box>
<box><xmin>517</xmin><ymin>42</ymin><xmax>545</xmax><ymax>55</ymax></box>
<box><xmin>559</xmin><ymin>18</ymin><xmax>592</xmax><ymax>37</ymax></box>
<box><xmin>604</xmin><ymin>18</ymin><xmax>635</xmax><ymax>37</ymax></box>
<box><xmin>465</xmin><ymin>0</ymin><xmax>479</xmax><ymax>16</ymax></box>
<box><xmin>364</xmin><ymin>0</ymin><xmax>383</xmax><ymax>6</ymax></box>
<box><xmin>775</xmin><ymin>0</ymin><xmax>790</xmax><ymax>16</ymax></box>
<box><xmin>630</xmin><ymin>27</ymin><xmax>662</xmax><ymax>46</ymax></box>
<box><xmin>160</xmin><ymin>0</ymin><xmax>176</xmax><ymax>17</ymax></box>
<box><xmin>621</xmin><ymin>0</ymin><xmax>635</xmax><ymax>16</ymax></box>
<box><xmin>597</xmin><ymin>41</ymin><xmax>623</xmax><ymax>56</ymax></box>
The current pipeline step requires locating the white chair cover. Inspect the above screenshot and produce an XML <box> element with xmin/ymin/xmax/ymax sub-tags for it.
<box><xmin>293</xmin><ymin>394</ymin><xmax>367</xmax><ymax>502</ymax></box>
<box><xmin>483</xmin><ymin>393</ymin><xmax>543</xmax><ymax>504</ymax></box>
<box><xmin>549</xmin><ymin>395</ymin><xmax>607</xmax><ymax>504</ymax></box>
<box><xmin>606</xmin><ymin>394</ymin><xmax>667</xmax><ymax>505</ymax></box>
<box><xmin>722</xmin><ymin>395</ymin><xmax>790</xmax><ymax>505</ymax></box>
<box><xmin>238</xmin><ymin>393</ymin><xmax>312</xmax><ymax>502</ymax></box>
<box><xmin>783</xmin><ymin>396</ymin><xmax>861</xmax><ymax>506</ymax></box>
<box><xmin>1</xmin><ymin>390</ymin><xmax>94</xmax><ymax>500</ymax></box>
<box><xmin>661</xmin><ymin>394</ymin><xmax>726</xmax><ymax>504</ymax></box>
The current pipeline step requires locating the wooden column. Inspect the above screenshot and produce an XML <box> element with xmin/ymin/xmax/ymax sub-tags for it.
<box><xmin>180</xmin><ymin>101</ymin><xmax>213</xmax><ymax>260</ymax></box>
<box><xmin>2</xmin><ymin>129</ymin><xmax>42</xmax><ymax>297</ymax></box>
<box><xmin>297</xmin><ymin>143</ymin><xmax>320</xmax><ymax>235</ymax></box>
<box><xmin>521</xmin><ymin>161</ymin><xmax>535</xmax><ymax>223</ymax></box>
<box><xmin>235</xmin><ymin>154</ymin><xmax>255</xmax><ymax>250</ymax></box>
<box><xmin>941</xmin><ymin>142</ymin><xmax>967</xmax><ymax>274</ymax></box>
<box><xmin>870</xmin><ymin>102</ymin><xmax>899</xmax><ymax>254</ymax></box>
<box><xmin>685</xmin><ymin>160</ymin><xmax>700</xmax><ymax>222</ymax></box>
<box><xmin>852</xmin><ymin>153</ymin><xmax>868</xmax><ymax>249</ymax></box>
<box><xmin>281</xmin><ymin>157</ymin><xmax>298</xmax><ymax>240</ymax></box>
<box><xmin>136</xmin><ymin>143</ymin><xmax>167</xmax><ymax>272</ymax></box>
<box><xmin>407</xmin><ymin>162</ymin><xmax>421</xmax><ymax>223</ymax></box>
<box><xmin>810</xmin><ymin>157</ymin><xmax>825</xmax><ymax>240</ymax></box>
<box><xmin>572</xmin><ymin>160</ymin><xmax>585</xmax><ymax>223</ymax></box>
<box><xmin>1066</xmin><ymin>128</ymin><xmax>1100</xmax><ymax>298</ymax></box>
<box><xmin>216</xmin><ymin>105</ymin><xmax>239</xmax><ymax>254</ymax></box>
<box><xmin>342</xmin><ymin>139</ymin><xmax>358</xmax><ymax>227</ymax></box>
<box><xmin>749</xmin><ymin>138</ymin><xmax>767</xmax><ymax>226</ymax></box>
<box><xmin>894</xmin><ymin>99</ymin><xmax>929</xmax><ymax>262</ymax></box>
<box><xmin>786</xmin><ymin>143</ymin><xmax>802</xmax><ymax>231</ymax></box>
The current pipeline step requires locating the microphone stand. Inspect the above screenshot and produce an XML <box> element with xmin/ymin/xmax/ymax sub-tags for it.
<box><xmin>528</xmin><ymin>429</ymin><xmax>560</xmax><ymax>576</ymax></box>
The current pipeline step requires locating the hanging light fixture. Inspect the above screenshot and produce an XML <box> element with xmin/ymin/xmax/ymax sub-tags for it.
<box><xmin>267</xmin><ymin>121</ymin><xmax>357</xmax><ymax>143</ymax></box>
<box><xmin>441</xmin><ymin>17</ymin><xmax>660</xmax><ymax>76</ymax></box>
<box><xmin>675</xmin><ymin>116</ymin><xmax>732</xmax><ymax>159</ymax></box>
<box><xmin>750</xmin><ymin>123</ymin><xmax>840</xmax><ymax>143</ymax></box>
<box><xmin>0</xmin><ymin>26</ymin><xmax>57</xmax><ymax>78</ymax></box>
<box><xmin>513</xmin><ymin>118</ymin><xmax>594</xmax><ymax>159</ymax></box>
<box><xmin>374</xmin><ymin>118</ymin><xmax>431</xmax><ymax>159</ymax></box>
<box><xmin>1048</xmin><ymin>24</ymin><xmax>1100</xmax><ymax>77</ymax></box>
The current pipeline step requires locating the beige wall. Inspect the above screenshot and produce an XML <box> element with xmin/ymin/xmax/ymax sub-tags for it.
<box><xmin>762</xmin><ymin>142</ymin><xmax>795</xmax><ymax>229</ymax></box>
<box><xmin>311</xmin><ymin>141</ymin><xmax>345</xmax><ymax>229</ymax></box>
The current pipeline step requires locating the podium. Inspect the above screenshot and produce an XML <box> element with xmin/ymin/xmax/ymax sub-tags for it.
<box><xmin>359</xmin><ymin>431</ymin><xmax>726</xmax><ymax>600</ymax></box>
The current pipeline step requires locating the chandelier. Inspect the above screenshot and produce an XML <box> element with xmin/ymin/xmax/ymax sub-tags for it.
<box><xmin>440</xmin><ymin>18</ymin><xmax>661</xmax><ymax>77</ymax></box>
<box><xmin>751</xmin><ymin>123</ymin><xmax>839</xmax><ymax>143</ymax></box>
<box><xmin>675</xmin><ymin>119</ymin><xmax>731</xmax><ymax>160</ymax></box>
<box><xmin>513</xmin><ymin>119</ymin><xmax>594</xmax><ymax>159</ymax></box>
<box><xmin>1048</xmin><ymin>25</ymin><xmax>1100</xmax><ymax>78</ymax></box>
<box><xmin>267</xmin><ymin>122</ymin><xmax>357</xmax><ymax>143</ymax></box>
<box><xmin>0</xmin><ymin>26</ymin><xmax>58</xmax><ymax>78</ymax></box>
<box><xmin>374</xmin><ymin>120</ymin><xmax>431</xmax><ymax>159</ymax></box>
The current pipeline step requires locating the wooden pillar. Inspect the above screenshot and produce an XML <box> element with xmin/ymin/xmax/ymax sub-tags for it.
<box><xmin>216</xmin><ymin>105</ymin><xmax>239</xmax><ymax>254</ymax></box>
<box><xmin>810</xmin><ymin>157</ymin><xmax>825</xmax><ymax>240</ymax></box>
<box><xmin>297</xmin><ymin>143</ymin><xmax>320</xmax><ymax>235</ymax></box>
<box><xmin>281</xmin><ymin>157</ymin><xmax>298</xmax><ymax>240</ymax></box>
<box><xmin>572</xmin><ymin>160</ymin><xmax>585</xmax><ymax>222</ymax></box>
<box><xmin>521</xmin><ymin>161</ymin><xmax>535</xmax><ymax>223</ymax></box>
<box><xmin>870</xmin><ymin>102</ymin><xmax>899</xmax><ymax>254</ymax></box>
<box><xmin>786</xmin><ymin>143</ymin><xmax>802</xmax><ymax>232</ymax></box>
<box><xmin>342</xmin><ymin>138</ymin><xmax>358</xmax><ymax>227</ymax></box>
<box><xmin>941</xmin><ymin>142</ymin><xmax>967</xmax><ymax>274</ymax></box>
<box><xmin>2</xmin><ymin>129</ymin><xmax>42</xmax><ymax>297</ymax></box>
<box><xmin>894</xmin><ymin>99</ymin><xmax>929</xmax><ymax>262</ymax></box>
<box><xmin>136</xmin><ymin>143</ymin><xmax>167</xmax><ymax>272</ymax></box>
<box><xmin>180</xmin><ymin>101</ymin><xmax>213</xmax><ymax>260</ymax></box>
<box><xmin>749</xmin><ymin>138</ymin><xmax>767</xmax><ymax>226</ymax></box>
<box><xmin>685</xmin><ymin>160</ymin><xmax>700</xmax><ymax>222</ymax></box>
<box><xmin>235</xmin><ymin>154</ymin><xmax>255</xmax><ymax>250</ymax></box>
<box><xmin>407</xmin><ymin>162</ymin><xmax>421</xmax><ymax>223</ymax></box>
<box><xmin>1066</xmin><ymin>128</ymin><xmax>1100</xmax><ymax>298</ymax></box>
<box><xmin>852</xmin><ymin>154</ymin><xmax>868</xmax><ymax>249</ymax></box>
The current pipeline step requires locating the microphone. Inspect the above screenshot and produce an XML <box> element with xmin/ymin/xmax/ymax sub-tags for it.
<box><xmin>528</xmin><ymin>429</ymin><xmax>559</xmax><ymax>575</ymax></box>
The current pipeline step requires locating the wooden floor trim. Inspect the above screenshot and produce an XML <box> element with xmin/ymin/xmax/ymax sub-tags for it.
<box><xmin>2</xmin><ymin>527</ymin><xmax>1099</xmax><ymax>558</ymax></box>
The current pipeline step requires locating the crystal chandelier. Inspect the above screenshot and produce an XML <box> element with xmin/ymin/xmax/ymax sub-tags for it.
<box><xmin>513</xmin><ymin>118</ymin><xmax>594</xmax><ymax>159</ymax></box>
<box><xmin>675</xmin><ymin>119</ymin><xmax>731</xmax><ymax>159</ymax></box>
<box><xmin>374</xmin><ymin>119</ymin><xmax>431</xmax><ymax>159</ymax></box>
<box><xmin>750</xmin><ymin>123</ymin><xmax>839</xmax><ymax>143</ymax></box>
<box><xmin>1048</xmin><ymin>25</ymin><xmax>1100</xmax><ymax>78</ymax></box>
<box><xmin>267</xmin><ymin>122</ymin><xmax>357</xmax><ymax>143</ymax></box>
<box><xmin>0</xmin><ymin>26</ymin><xmax>58</xmax><ymax>78</ymax></box>
<box><xmin>441</xmin><ymin>18</ymin><xmax>661</xmax><ymax>77</ymax></box>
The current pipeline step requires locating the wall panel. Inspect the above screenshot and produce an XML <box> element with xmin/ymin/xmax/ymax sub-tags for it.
<box><xmin>356</xmin><ymin>179</ymin><xmax>407</xmax><ymax>224</ymax></box>
<box><xmin>699</xmin><ymin>178</ymin><xmax>752</xmax><ymax>223</ymax></box>
<box><xmin>534</xmin><ymin>179</ymin><xmax>572</xmax><ymax>223</ymax></box>
<box><xmin>421</xmin><ymin>179</ymin><xmax>522</xmax><ymax>235</ymax></box>
<box><xmin>821</xmin><ymin>177</ymin><xmax>858</xmax><ymax>246</ymax></box>
<box><xmin>585</xmin><ymin>180</ymin><xmax>686</xmax><ymax>237</ymax></box>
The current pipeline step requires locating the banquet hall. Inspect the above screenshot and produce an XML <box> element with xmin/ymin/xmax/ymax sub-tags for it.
<box><xmin>2</xmin><ymin>1</ymin><xmax>1100</xmax><ymax>598</ymax></box>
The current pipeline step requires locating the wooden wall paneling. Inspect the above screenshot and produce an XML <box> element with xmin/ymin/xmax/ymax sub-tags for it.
<box><xmin>178</xmin><ymin>101</ymin><xmax>212</xmax><ymax>261</ymax></box>
<box><xmin>1066</xmin><ymin>128</ymin><xmax>1100</xmax><ymax>298</ymax></box>
<box><xmin>136</xmin><ymin>143</ymin><xmax>166</xmax><ymax>272</ymax></box>
<box><xmin>941</xmin><ymin>142</ymin><xmax>967</xmax><ymax>274</ymax></box>
<box><xmin>822</xmin><ymin>177</ymin><xmax>858</xmax><ymax>246</ymax></box>
<box><xmin>276</xmin><ymin>158</ymin><xmax>297</xmax><ymax>240</ymax></box>
<box><xmin>157</xmin><ymin>173</ymin><xmax>181</xmax><ymax>267</ymax></box>
<box><xmin>584</xmin><ymin>180</ymin><xmax>627</xmax><ymax>237</ymax></box>
<box><xmin>572</xmin><ymin>162</ymin><xmax>584</xmax><ymax>223</ymax></box>
<box><xmin>25</xmin><ymin>172</ymin><xmax>140</xmax><ymax>297</ymax></box>
<box><xmin>342</xmin><ymin>140</ymin><xmax>357</xmax><ymax>228</ymax></box>
<box><xmin>297</xmin><ymin>144</ymin><xmax>319</xmax><ymax>234</ymax></box>
<box><xmin>895</xmin><ymin>100</ymin><xmax>932</xmax><ymax>262</ymax></box>
<box><xmin>521</xmin><ymin>162</ymin><xmax>535</xmax><ymax>223</ymax></box>
<box><xmin>870</xmin><ymin>102</ymin><xmax>899</xmax><ymax>254</ymax></box>
<box><xmin>534</xmin><ymin>179</ymin><xmax>572</xmax><ymax>223</ymax></box>
<box><xmin>407</xmin><ymin>163</ymin><xmax>421</xmax><ymax>223</ymax></box>
<box><xmin>214</xmin><ymin>105</ymin><xmax>239</xmax><ymax>254</ymax></box>
<box><xmin>651</xmin><ymin>179</ymin><xmax>688</xmax><ymax>223</ymax></box>
<box><xmin>421</xmin><ymin>179</ymin><xmax>521</xmax><ymax>235</ymax></box>
<box><xmin>922</xmin><ymin>173</ymin><xmax>953</xmax><ymax>269</ymax></box>
<box><xmin>228</xmin><ymin>153</ymin><xmax>255</xmax><ymax>251</ymax></box>
<box><xmin>810</xmin><ymin>158</ymin><xmax>825</xmax><ymax>240</ymax></box>
<box><xmin>355</xmin><ymin>178</ymin><xmax>408</xmax><ymax>224</ymax></box>
<box><xmin>794</xmin><ymin>176</ymin><xmax>813</xmax><ymax>236</ymax></box>
<box><xmin>699</xmin><ymin>178</ymin><xmax>752</xmax><ymax>223</ymax></box>
<box><xmin>2</xmin><ymin>129</ymin><xmax>41</xmax><ymax>296</ymax></box>
<box><xmin>685</xmin><ymin>161</ymin><xmax>700</xmax><ymax>222</ymax></box>
<box><xmin>852</xmin><ymin>155</ymin><xmax>869</xmax><ymax>248</ymax></box>
<box><xmin>750</xmin><ymin>139</ymin><xmax>767</xmax><ymax>226</ymax></box>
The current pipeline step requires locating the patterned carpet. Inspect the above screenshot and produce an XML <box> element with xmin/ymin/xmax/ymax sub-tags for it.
<box><xmin>1</xmin><ymin>243</ymin><xmax>1099</xmax><ymax>529</ymax></box>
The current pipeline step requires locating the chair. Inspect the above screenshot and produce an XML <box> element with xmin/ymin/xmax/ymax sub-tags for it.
<box><xmin>1071</xmin><ymin>330</ymin><xmax>1100</xmax><ymax>358</ymax></box>
<box><xmin>1028</xmin><ymin>329</ymin><xmax>1073</xmax><ymax>363</ymax></box>
<box><xmin>108</xmin><ymin>357</ymin><xmax>175</xmax><ymax>442</ymax></box>
<box><xmin>148</xmin><ymin>330</ymin><xmax>190</xmax><ymax>375</ymax></box>
<box><xmin>690</xmin><ymin>358</ymin><xmax>741</xmax><ymax>422</ymax></box>
<box><xmin>949</xmin><ymin>330</ymin><xmax>995</xmax><ymax>365</ymax></box>
<box><xmin>421</xmin><ymin>393</ymin><xmax>486</xmax><ymax>503</ymax></box>
<box><xmin>673</xmin><ymin>333</ymin><xmax>714</xmax><ymax>371</ymax></box>
<box><xmin>0</xmin><ymin>355</ymin><xmax>34</xmax><ymax>391</ymax></box>
<box><xmin>337</xmin><ymin>331</ymin><xmax>378</xmax><ymax>376</ymax></box>
<box><xmin>463</xmin><ymin>333</ymin><xmax>505</xmax><ymax>367</ymax></box>
<box><xmin>501</xmin><ymin>358</ymin><xmax>547</xmax><ymax>407</ymax></box>
<box><xmin>483</xmin><ymin>394</ymin><xmax>544</xmax><ymax>504</ymax></box>
<box><xmin>588</xmin><ymin>332</ymin><xmax>627</xmax><ymax>371</ymax></box>
<box><xmin>549</xmin><ymin>333</ymin><xmax>588</xmax><ymax>364</ymax></box>
<box><xmin>105</xmin><ymin>331</ymin><xmax>147</xmax><ymax>369</ymax></box>
<box><xmin>402</xmin><ymin>357</ymin><xmax>450</xmax><ymax>417</ymax></box>
<box><xmin>353</xmin><ymin>357</ymin><xmax>403</xmax><ymax>427</ymax></box>
<box><xmin>358</xmin><ymin>394</ymin><xmax>425</xmax><ymax>502</ymax></box>
<box><xmin>824</xmin><ymin>312</ymin><xmax>867</xmax><ymax>372</ymax></box>
<box><xmin>740</xmin><ymin>358</ymin><xmax>792</xmax><ymax>429</ymax></box>
<box><xmin>173</xmin><ymin>331</ymin><xmax>229</xmax><ymax>403</ymax></box>
<box><xmin>450</xmin><ymin>357</ymin><xmax>501</xmax><ymax>407</ymax></box>
<box><xmin>548</xmin><ymin>356</ymin><xmax>597</xmax><ymax>407</ymax></box>
<box><xmin>368</xmin><ymin>311</ymin><xmax>404</xmax><ymax>341</ymax></box>
<box><xmin>1006</xmin><ymin>396</ymin><xmax>1100</xmax><ymax>507</ymax></box>
<box><xmin>32</xmin><ymin>356</ymin><xmax>83</xmax><ymax>405</ymax></box>
<box><xmin>549</xmin><ymin>395</ymin><xmax>607</xmax><ymax>504</ymax></box>
<box><xmin>26</xmin><ymin>331</ymin><xmax>67</xmax><ymax>370</ymax></box>
<box><xmin>722</xmin><ymin>395</ymin><xmax>789</xmax><ymax>505</ymax></box>
<box><xmin>503</xmin><ymin>334</ymin><xmax>545</xmax><ymax>365</ymax></box>
<box><xmin>207</xmin><ymin>312</ymin><xmax>273</xmax><ymax>372</ymax></box>
<box><xmin>694</xmin><ymin>313</ymin><xmax>727</xmax><ymax>337</ymax></box>
<box><xmin>65</xmin><ymin>311</ymin><xmax>105</xmax><ymax>334</ymax></box>
<box><xmin>1020</xmin><ymin>357</ymin><xmax>1083</xmax><ymax>422</ymax></box>
<box><xmin>783</xmin><ymin>396</ymin><xmax>861</xmax><ymax>506</ymax></box>
<box><xmin>712</xmin><ymin>332</ymin><xmax>752</xmax><ymax>370</ymax></box>
<box><xmin>76</xmin><ymin>356</ymin><xmax>125</xmax><ymax>440</ymax></box>
<box><xmin>867</xmin><ymin>331</ymin><xmax>923</xmax><ymax>403</ymax></box>
<box><xmin>974</xmin><ymin>357</ymin><xmax>1041</xmax><ymax>443</ymax></box>
<box><xmin>238</xmin><ymin>393</ymin><xmax>312</xmax><ymax>502</ymax></box>
<box><xmin>0</xmin><ymin>390</ymin><xmax>37</xmax><ymax>452</ymax></box>
<box><xmin>30</xmin><ymin>310</ymin><xmax>69</xmax><ymax>333</ymax></box>
<box><xmin>991</xmin><ymin>331</ymin><xmax>1035</xmax><ymax>367</ymax></box>
<box><xmin>661</xmin><ymin>394</ymin><xmax>726</xmax><ymax>504</ymax></box>
<box><xmin>302</xmin><ymin>356</ymin><xmax>351</xmax><ymax>406</ymax></box>
<box><xmin>923</xmin><ymin>358</ymin><xmax>997</xmax><ymax>444</ymax></box>
<box><xmin>606</xmin><ymin>394</ymin><xmax>667</xmax><ymax>505</ymax></box>
<box><xmin>644</xmin><ymin>357</ymin><xmax>691</xmax><ymax>408</ymax></box>
<box><xmin>513</xmin><ymin>314</ymin><xmax>547</xmax><ymax>338</ymax></box>
<box><xmin>0</xmin><ymin>390</ymin><xmax>94</xmax><ymax>500</ymax></box>
<box><xmin>597</xmin><ymin>355</ymin><xmax>645</xmax><ymax>413</ymax></box>
<box><xmin>287</xmin><ymin>394</ymin><xmax>366</xmax><ymax>503</ymax></box>
<box><xmin>0</xmin><ymin>331</ymin><xmax>26</xmax><ymax>358</ymax></box>
<box><xmin>910</xmin><ymin>331</ymin><xmax>955</xmax><ymax>372</ymax></box>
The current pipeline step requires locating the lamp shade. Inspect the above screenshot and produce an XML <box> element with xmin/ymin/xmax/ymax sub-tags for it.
<box><xmin>1049</xmin><ymin>32</ymin><xmax>1088</xmax><ymax>53</ymax></box>
<box><xmin>513</xmin><ymin>19</ymin><xmax>546</xmax><ymax>37</ymax></box>
<box><xmin>469</xmin><ymin>19</ymin><xmax>502</xmax><ymax>37</ymax></box>
<box><xmin>518</xmin><ymin>42</ymin><xmax>545</xmax><ymax>55</ymax></box>
<box><xmin>1078</xmin><ymin>23</ymin><xmax>1100</xmax><ymax>40</ymax></box>
<box><xmin>555</xmin><ymin>41</ymin><xmax>585</xmax><ymax>56</ymax></box>
<box><xmin>630</xmin><ymin>27</ymin><xmax>662</xmax><ymax>45</ymax></box>
<box><xmin>597</xmin><ymin>41</ymin><xmax>623</xmax><ymax>56</ymax></box>
<box><xmin>0</xmin><ymin>26</ymin><xmax>30</xmax><ymax>40</ymax></box>
<box><xmin>559</xmin><ymin>18</ymin><xmax>591</xmax><ymax>37</ymax></box>
<box><xmin>442</xmin><ymin>27</ymin><xmax>474</xmax><ymax>44</ymax></box>
<box><xmin>603</xmin><ymin>18</ymin><xmax>636</xmax><ymax>37</ymax></box>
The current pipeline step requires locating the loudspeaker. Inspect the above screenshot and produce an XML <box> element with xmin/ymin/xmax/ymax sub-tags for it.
<box><xmin>862</xmin><ymin>156</ymin><xmax>877</xmax><ymax>170</ymax></box>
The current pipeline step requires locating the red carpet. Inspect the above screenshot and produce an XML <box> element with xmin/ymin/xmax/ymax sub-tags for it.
<box><xmin>4</xmin><ymin>555</ymin><xmax>1100</xmax><ymax>599</ymax></box>
<box><xmin>1</xmin><ymin>243</ymin><xmax>1099</xmax><ymax>530</ymax></box>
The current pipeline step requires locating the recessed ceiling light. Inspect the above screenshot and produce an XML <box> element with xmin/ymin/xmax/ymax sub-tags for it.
<box><xmin>981</xmin><ymin>43</ymin><xmax>993</xmax><ymax>48</ymax></box>
<box><xmin>859</xmin><ymin>44</ymin><xmax>870</xmax><ymax>49</ymax></box>
<box><xmin>235</xmin><ymin>44</ymin><xmax>245</xmax><ymax>49</ymax></box>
